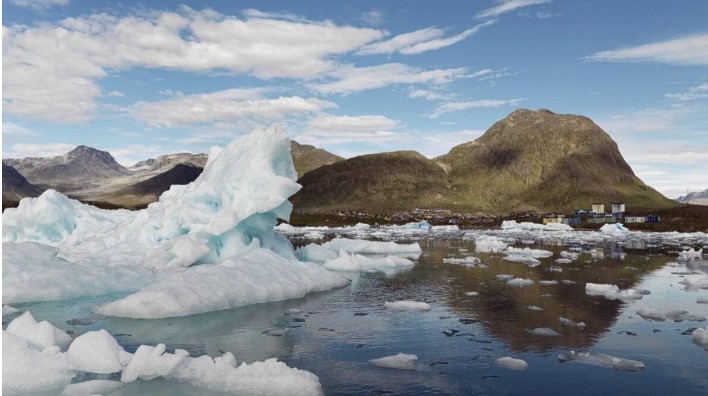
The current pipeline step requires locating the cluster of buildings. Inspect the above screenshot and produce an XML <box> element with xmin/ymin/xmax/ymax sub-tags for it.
<box><xmin>543</xmin><ymin>202</ymin><xmax>660</xmax><ymax>225</ymax></box>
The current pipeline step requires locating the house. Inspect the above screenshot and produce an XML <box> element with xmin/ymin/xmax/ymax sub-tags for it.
<box><xmin>625</xmin><ymin>216</ymin><xmax>646</xmax><ymax>223</ymax></box>
<box><xmin>562</xmin><ymin>217</ymin><xmax>581</xmax><ymax>225</ymax></box>
<box><xmin>543</xmin><ymin>217</ymin><xmax>564</xmax><ymax>224</ymax></box>
<box><xmin>646</xmin><ymin>215</ymin><xmax>660</xmax><ymax>223</ymax></box>
<box><xmin>591</xmin><ymin>203</ymin><xmax>605</xmax><ymax>213</ymax></box>
<box><xmin>611</xmin><ymin>203</ymin><xmax>626</xmax><ymax>214</ymax></box>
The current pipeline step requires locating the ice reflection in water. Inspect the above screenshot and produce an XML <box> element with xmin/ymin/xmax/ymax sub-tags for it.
<box><xmin>5</xmin><ymin>237</ymin><xmax>708</xmax><ymax>395</ymax></box>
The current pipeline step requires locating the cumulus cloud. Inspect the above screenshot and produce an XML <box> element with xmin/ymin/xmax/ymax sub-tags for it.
<box><xmin>584</xmin><ymin>33</ymin><xmax>708</xmax><ymax>65</ymax></box>
<box><xmin>2</xmin><ymin>7</ymin><xmax>383</xmax><ymax>123</ymax></box>
<box><xmin>129</xmin><ymin>88</ymin><xmax>337</xmax><ymax>128</ymax></box>
<box><xmin>429</xmin><ymin>99</ymin><xmax>523</xmax><ymax>118</ymax></box>
<box><xmin>476</xmin><ymin>0</ymin><xmax>552</xmax><ymax>19</ymax></box>
<box><xmin>296</xmin><ymin>114</ymin><xmax>407</xmax><ymax>144</ymax></box>
<box><xmin>309</xmin><ymin>63</ymin><xmax>471</xmax><ymax>95</ymax></box>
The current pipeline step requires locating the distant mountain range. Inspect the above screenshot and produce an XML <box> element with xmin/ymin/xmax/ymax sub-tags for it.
<box><xmin>675</xmin><ymin>189</ymin><xmax>708</xmax><ymax>206</ymax></box>
<box><xmin>2</xmin><ymin>141</ymin><xmax>344</xmax><ymax>209</ymax></box>
<box><xmin>2</xmin><ymin>110</ymin><xmax>680</xmax><ymax>213</ymax></box>
<box><xmin>292</xmin><ymin>109</ymin><xmax>676</xmax><ymax>214</ymax></box>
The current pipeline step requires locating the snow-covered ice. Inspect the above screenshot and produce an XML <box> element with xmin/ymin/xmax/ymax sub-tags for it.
<box><xmin>557</xmin><ymin>351</ymin><xmax>644</xmax><ymax>371</ymax></box>
<box><xmin>319</xmin><ymin>238</ymin><xmax>421</xmax><ymax>257</ymax></box>
<box><xmin>369</xmin><ymin>353</ymin><xmax>418</xmax><ymax>371</ymax></box>
<box><xmin>600</xmin><ymin>223</ymin><xmax>629</xmax><ymax>235</ymax></box>
<box><xmin>495</xmin><ymin>357</ymin><xmax>528</xmax><ymax>371</ymax></box>
<box><xmin>678</xmin><ymin>248</ymin><xmax>703</xmax><ymax>261</ymax></box>
<box><xmin>67</xmin><ymin>330</ymin><xmax>125</xmax><ymax>374</ymax></box>
<box><xmin>323</xmin><ymin>251</ymin><xmax>415</xmax><ymax>276</ymax></box>
<box><xmin>5</xmin><ymin>311</ymin><xmax>72</xmax><ymax>351</ymax></box>
<box><xmin>384</xmin><ymin>301</ymin><xmax>431</xmax><ymax>311</ymax></box>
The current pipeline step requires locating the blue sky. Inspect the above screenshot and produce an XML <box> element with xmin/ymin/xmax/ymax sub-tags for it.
<box><xmin>2</xmin><ymin>0</ymin><xmax>707</xmax><ymax>198</ymax></box>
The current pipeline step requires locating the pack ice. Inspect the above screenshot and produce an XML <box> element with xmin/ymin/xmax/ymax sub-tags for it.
<box><xmin>2</xmin><ymin>125</ymin><xmax>348</xmax><ymax>318</ymax></box>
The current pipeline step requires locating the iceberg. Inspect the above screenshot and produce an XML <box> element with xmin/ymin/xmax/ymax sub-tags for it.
<box><xmin>3</xmin><ymin>125</ymin><xmax>349</xmax><ymax>317</ymax></box>
<box><xmin>474</xmin><ymin>235</ymin><xmax>508</xmax><ymax>253</ymax></box>
<box><xmin>501</xmin><ymin>220</ymin><xmax>572</xmax><ymax>232</ymax></box>
<box><xmin>403</xmin><ymin>220</ymin><xmax>432</xmax><ymax>230</ymax></box>
<box><xmin>557</xmin><ymin>351</ymin><xmax>644</xmax><ymax>372</ymax></box>
<box><xmin>443</xmin><ymin>256</ymin><xmax>482</xmax><ymax>267</ymax></box>
<box><xmin>678</xmin><ymin>248</ymin><xmax>703</xmax><ymax>261</ymax></box>
<box><xmin>67</xmin><ymin>330</ymin><xmax>125</xmax><ymax>374</ymax></box>
<box><xmin>495</xmin><ymin>357</ymin><xmax>528</xmax><ymax>371</ymax></box>
<box><xmin>680</xmin><ymin>274</ymin><xmax>708</xmax><ymax>290</ymax></box>
<box><xmin>600</xmin><ymin>223</ymin><xmax>629</xmax><ymax>235</ymax></box>
<box><xmin>5</xmin><ymin>311</ymin><xmax>72</xmax><ymax>351</ymax></box>
<box><xmin>369</xmin><ymin>353</ymin><xmax>418</xmax><ymax>371</ymax></box>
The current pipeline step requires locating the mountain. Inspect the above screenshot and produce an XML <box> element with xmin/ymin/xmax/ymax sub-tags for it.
<box><xmin>675</xmin><ymin>189</ymin><xmax>708</xmax><ymax>206</ymax></box>
<box><xmin>131</xmin><ymin>153</ymin><xmax>207</xmax><ymax>172</ymax></box>
<box><xmin>292</xmin><ymin>151</ymin><xmax>456</xmax><ymax>212</ymax></box>
<box><xmin>2</xmin><ymin>164</ymin><xmax>42</xmax><ymax>202</ymax></box>
<box><xmin>290</xmin><ymin>141</ymin><xmax>343</xmax><ymax>177</ymax></box>
<box><xmin>293</xmin><ymin>108</ymin><xmax>676</xmax><ymax>214</ymax></box>
<box><xmin>3</xmin><ymin>145</ymin><xmax>130</xmax><ymax>191</ymax></box>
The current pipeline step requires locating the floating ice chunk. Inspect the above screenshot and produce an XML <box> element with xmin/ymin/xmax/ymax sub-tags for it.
<box><xmin>555</xmin><ymin>258</ymin><xmax>573</xmax><ymax>264</ymax></box>
<box><xmin>501</xmin><ymin>220</ymin><xmax>572</xmax><ymax>232</ymax></box>
<box><xmin>549</xmin><ymin>266</ymin><xmax>563</xmax><ymax>272</ymax></box>
<box><xmin>526</xmin><ymin>327</ymin><xmax>560</xmax><ymax>336</ymax></box>
<box><xmin>636</xmin><ymin>309</ymin><xmax>706</xmax><ymax>322</ymax></box>
<box><xmin>678</xmin><ymin>248</ymin><xmax>703</xmax><ymax>261</ymax></box>
<box><xmin>6</xmin><ymin>311</ymin><xmax>72</xmax><ymax>351</ymax></box>
<box><xmin>527</xmin><ymin>305</ymin><xmax>544</xmax><ymax>311</ymax></box>
<box><xmin>559</xmin><ymin>317</ymin><xmax>586</xmax><ymax>328</ymax></box>
<box><xmin>539</xmin><ymin>280</ymin><xmax>559</xmax><ymax>286</ymax></box>
<box><xmin>67</xmin><ymin>330</ymin><xmax>124</xmax><ymax>374</ymax></box>
<box><xmin>443</xmin><ymin>256</ymin><xmax>481</xmax><ymax>267</ymax></box>
<box><xmin>600</xmin><ymin>223</ymin><xmax>629</xmax><ymax>235</ymax></box>
<box><xmin>698</xmin><ymin>297</ymin><xmax>708</xmax><ymax>304</ymax></box>
<box><xmin>680</xmin><ymin>274</ymin><xmax>708</xmax><ymax>290</ymax></box>
<box><xmin>503</xmin><ymin>254</ymin><xmax>541</xmax><ymax>266</ymax></box>
<box><xmin>295</xmin><ymin>243</ymin><xmax>339</xmax><ymax>263</ymax></box>
<box><xmin>320</xmin><ymin>238</ymin><xmax>421</xmax><ymax>256</ymax></box>
<box><xmin>323</xmin><ymin>251</ymin><xmax>415</xmax><ymax>276</ymax></box>
<box><xmin>465</xmin><ymin>291</ymin><xmax>480</xmax><ymax>296</ymax></box>
<box><xmin>585</xmin><ymin>283</ymin><xmax>644</xmax><ymax>301</ymax></box>
<box><xmin>384</xmin><ymin>301</ymin><xmax>431</xmax><ymax>311</ymax></box>
<box><xmin>475</xmin><ymin>236</ymin><xmax>508</xmax><ymax>253</ymax></box>
<box><xmin>496</xmin><ymin>274</ymin><xmax>515</xmax><ymax>281</ymax></box>
<box><xmin>561</xmin><ymin>280</ymin><xmax>577</xmax><ymax>285</ymax></box>
<box><xmin>506</xmin><ymin>247</ymin><xmax>553</xmax><ymax>258</ymax></box>
<box><xmin>2</xmin><ymin>331</ymin><xmax>75</xmax><ymax>394</ymax></box>
<box><xmin>560</xmin><ymin>251</ymin><xmax>579</xmax><ymax>260</ymax></box>
<box><xmin>404</xmin><ymin>221</ymin><xmax>432</xmax><ymax>230</ymax></box>
<box><xmin>2</xmin><ymin>242</ymin><xmax>154</xmax><ymax>304</ymax></box>
<box><xmin>303</xmin><ymin>231</ymin><xmax>325</xmax><ymax>240</ymax></box>
<box><xmin>507</xmin><ymin>278</ymin><xmax>534</xmax><ymax>287</ymax></box>
<box><xmin>693</xmin><ymin>327</ymin><xmax>708</xmax><ymax>348</ymax></box>
<box><xmin>121</xmin><ymin>344</ymin><xmax>188</xmax><ymax>382</ymax></box>
<box><xmin>369</xmin><ymin>353</ymin><xmax>417</xmax><ymax>371</ymax></box>
<box><xmin>557</xmin><ymin>350</ymin><xmax>644</xmax><ymax>371</ymax></box>
<box><xmin>431</xmin><ymin>225</ymin><xmax>459</xmax><ymax>232</ymax></box>
<box><xmin>495</xmin><ymin>357</ymin><xmax>528</xmax><ymax>371</ymax></box>
<box><xmin>97</xmin><ymin>249</ymin><xmax>348</xmax><ymax>319</ymax></box>
<box><xmin>3</xmin><ymin>305</ymin><xmax>21</xmax><ymax>316</ymax></box>
<box><xmin>61</xmin><ymin>380</ymin><xmax>124</xmax><ymax>396</ymax></box>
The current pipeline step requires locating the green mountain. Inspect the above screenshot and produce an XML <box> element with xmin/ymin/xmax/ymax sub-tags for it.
<box><xmin>290</xmin><ymin>141</ymin><xmax>344</xmax><ymax>177</ymax></box>
<box><xmin>293</xmin><ymin>108</ymin><xmax>675</xmax><ymax>214</ymax></box>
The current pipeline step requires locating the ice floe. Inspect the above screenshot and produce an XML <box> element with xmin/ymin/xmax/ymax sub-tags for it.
<box><xmin>442</xmin><ymin>256</ymin><xmax>482</xmax><ymax>267</ymax></box>
<box><xmin>501</xmin><ymin>220</ymin><xmax>573</xmax><ymax>232</ymax></box>
<box><xmin>635</xmin><ymin>309</ymin><xmax>706</xmax><ymax>322</ymax></box>
<box><xmin>323</xmin><ymin>251</ymin><xmax>415</xmax><ymax>276</ymax></box>
<box><xmin>557</xmin><ymin>351</ymin><xmax>644</xmax><ymax>371</ymax></box>
<box><xmin>585</xmin><ymin>283</ymin><xmax>647</xmax><ymax>301</ymax></box>
<box><xmin>692</xmin><ymin>327</ymin><xmax>708</xmax><ymax>349</ymax></box>
<box><xmin>678</xmin><ymin>248</ymin><xmax>703</xmax><ymax>261</ymax></box>
<box><xmin>369</xmin><ymin>353</ymin><xmax>418</xmax><ymax>371</ymax></box>
<box><xmin>559</xmin><ymin>317</ymin><xmax>586</xmax><ymax>328</ymax></box>
<box><xmin>680</xmin><ymin>274</ymin><xmax>708</xmax><ymax>290</ymax></box>
<box><xmin>5</xmin><ymin>311</ymin><xmax>72</xmax><ymax>351</ymax></box>
<box><xmin>66</xmin><ymin>330</ymin><xmax>125</xmax><ymax>374</ymax></box>
<box><xmin>495</xmin><ymin>357</ymin><xmax>528</xmax><ymax>371</ymax></box>
<box><xmin>600</xmin><ymin>223</ymin><xmax>629</xmax><ymax>235</ymax></box>
<box><xmin>384</xmin><ymin>301</ymin><xmax>431</xmax><ymax>311</ymax></box>
<box><xmin>526</xmin><ymin>327</ymin><xmax>560</xmax><ymax>336</ymax></box>
<box><xmin>319</xmin><ymin>238</ymin><xmax>421</xmax><ymax>257</ymax></box>
<box><xmin>507</xmin><ymin>278</ymin><xmax>535</xmax><ymax>287</ymax></box>
<box><xmin>474</xmin><ymin>235</ymin><xmax>508</xmax><ymax>253</ymax></box>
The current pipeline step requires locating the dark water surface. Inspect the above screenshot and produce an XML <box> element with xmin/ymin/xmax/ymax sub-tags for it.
<box><xmin>7</xmin><ymin>238</ymin><xmax>708</xmax><ymax>395</ymax></box>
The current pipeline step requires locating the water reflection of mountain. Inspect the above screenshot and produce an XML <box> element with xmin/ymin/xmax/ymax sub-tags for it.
<box><xmin>417</xmin><ymin>240</ymin><xmax>671</xmax><ymax>353</ymax></box>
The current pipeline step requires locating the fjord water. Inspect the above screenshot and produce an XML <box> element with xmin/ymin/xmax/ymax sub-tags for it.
<box><xmin>5</xmin><ymin>238</ymin><xmax>707</xmax><ymax>395</ymax></box>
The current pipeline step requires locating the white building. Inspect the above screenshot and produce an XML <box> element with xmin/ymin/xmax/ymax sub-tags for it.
<box><xmin>612</xmin><ymin>203</ymin><xmax>626</xmax><ymax>214</ymax></box>
<box><xmin>591</xmin><ymin>203</ymin><xmax>605</xmax><ymax>213</ymax></box>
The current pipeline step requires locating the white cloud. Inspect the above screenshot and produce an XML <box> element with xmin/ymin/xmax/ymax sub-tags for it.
<box><xmin>584</xmin><ymin>34</ymin><xmax>708</xmax><ymax>66</ymax></box>
<box><xmin>361</xmin><ymin>10</ymin><xmax>385</xmax><ymax>25</ymax></box>
<box><xmin>8</xmin><ymin>0</ymin><xmax>69</xmax><ymax>10</ymax></box>
<box><xmin>2</xmin><ymin>122</ymin><xmax>33</xmax><ymax>137</ymax></box>
<box><xmin>129</xmin><ymin>88</ymin><xmax>337</xmax><ymax>128</ymax></box>
<box><xmin>665</xmin><ymin>82</ymin><xmax>708</xmax><ymax>101</ymax></box>
<box><xmin>358</xmin><ymin>27</ymin><xmax>444</xmax><ymax>55</ymax></box>
<box><xmin>3</xmin><ymin>143</ymin><xmax>76</xmax><ymax>159</ymax></box>
<box><xmin>476</xmin><ymin>0</ymin><xmax>552</xmax><ymax>19</ymax></box>
<box><xmin>296</xmin><ymin>114</ymin><xmax>407</xmax><ymax>144</ymax></box>
<box><xmin>106</xmin><ymin>90</ymin><xmax>125</xmax><ymax>97</ymax></box>
<box><xmin>408</xmin><ymin>89</ymin><xmax>452</xmax><ymax>101</ymax></box>
<box><xmin>399</xmin><ymin>20</ymin><xmax>497</xmax><ymax>55</ymax></box>
<box><xmin>2</xmin><ymin>7</ymin><xmax>384</xmax><ymax>123</ymax></box>
<box><xmin>309</xmin><ymin>63</ymin><xmax>471</xmax><ymax>95</ymax></box>
<box><xmin>430</xmin><ymin>99</ymin><xmax>523</xmax><ymax>118</ymax></box>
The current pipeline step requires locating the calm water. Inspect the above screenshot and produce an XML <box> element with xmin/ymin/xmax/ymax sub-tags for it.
<box><xmin>5</xmin><ymin>237</ymin><xmax>708</xmax><ymax>395</ymax></box>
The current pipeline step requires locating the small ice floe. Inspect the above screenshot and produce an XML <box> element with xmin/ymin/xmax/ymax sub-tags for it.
<box><xmin>557</xmin><ymin>351</ymin><xmax>644</xmax><ymax>371</ymax></box>
<box><xmin>323</xmin><ymin>251</ymin><xmax>415</xmax><ymax>276</ymax></box>
<box><xmin>560</xmin><ymin>251</ymin><xmax>579</xmax><ymax>261</ymax></box>
<box><xmin>549</xmin><ymin>266</ymin><xmax>563</xmax><ymax>272</ymax></box>
<box><xmin>692</xmin><ymin>327</ymin><xmax>708</xmax><ymax>349</ymax></box>
<box><xmin>561</xmin><ymin>280</ymin><xmax>577</xmax><ymax>285</ymax></box>
<box><xmin>527</xmin><ymin>305</ymin><xmax>543</xmax><ymax>311</ymax></box>
<box><xmin>697</xmin><ymin>297</ymin><xmax>708</xmax><ymax>304</ymax></box>
<box><xmin>680</xmin><ymin>274</ymin><xmax>708</xmax><ymax>290</ymax></box>
<box><xmin>2</xmin><ymin>305</ymin><xmax>21</xmax><ymax>316</ymax></box>
<box><xmin>263</xmin><ymin>328</ymin><xmax>290</xmax><ymax>337</ymax></box>
<box><xmin>559</xmin><ymin>317</ymin><xmax>586</xmax><ymax>328</ymax></box>
<box><xmin>67</xmin><ymin>330</ymin><xmax>125</xmax><ymax>374</ymax></box>
<box><xmin>678</xmin><ymin>248</ymin><xmax>703</xmax><ymax>261</ymax></box>
<box><xmin>303</xmin><ymin>231</ymin><xmax>325</xmax><ymax>240</ymax></box>
<box><xmin>384</xmin><ymin>301</ymin><xmax>432</xmax><ymax>311</ymax></box>
<box><xmin>521</xmin><ymin>240</ymin><xmax>535</xmax><ymax>245</ymax></box>
<box><xmin>636</xmin><ymin>309</ymin><xmax>706</xmax><ymax>322</ymax></box>
<box><xmin>286</xmin><ymin>308</ymin><xmax>303</xmax><ymax>315</ymax></box>
<box><xmin>507</xmin><ymin>278</ymin><xmax>534</xmax><ymax>287</ymax></box>
<box><xmin>526</xmin><ymin>327</ymin><xmax>560</xmax><ymax>336</ymax></box>
<box><xmin>501</xmin><ymin>220</ymin><xmax>572</xmax><ymax>232</ymax></box>
<box><xmin>555</xmin><ymin>258</ymin><xmax>573</xmax><ymax>264</ymax></box>
<box><xmin>465</xmin><ymin>291</ymin><xmax>480</xmax><ymax>297</ymax></box>
<box><xmin>507</xmin><ymin>247</ymin><xmax>554</xmax><ymax>258</ymax></box>
<box><xmin>443</xmin><ymin>256</ymin><xmax>482</xmax><ymax>267</ymax></box>
<box><xmin>320</xmin><ymin>238</ymin><xmax>422</xmax><ymax>256</ymax></box>
<box><xmin>495</xmin><ymin>357</ymin><xmax>528</xmax><ymax>371</ymax></box>
<box><xmin>539</xmin><ymin>280</ymin><xmax>559</xmax><ymax>286</ymax></box>
<box><xmin>585</xmin><ymin>283</ymin><xmax>647</xmax><ymax>301</ymax></box>
<box><xmin>404</xmin><ymin>221</ymin><xmax>432</xmax><ymax>230</ymax></box>
<box><xmin>600</xmin><ymin>223</ymin><xmax>629</xmax><ymax>235</ymax></box>
<box><xmin>475</xmin><ymin>236</ymin><xmax>508</xmax><ymax>253</ymax></box>
<box><xmin>496</xmin><ymin>274</ymin><xmax>515</xmax><ymax>281</ymax></box>
<box><xmin>369</xmin><ymin>353</ymin><xmax>418</xmax><ymax>371</ymax></box>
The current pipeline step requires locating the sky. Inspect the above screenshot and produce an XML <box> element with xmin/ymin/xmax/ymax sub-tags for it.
<box><xmin>2</xmin><ymin>0</ymin><xmax>707</xmax><ymax>198</ymax></box>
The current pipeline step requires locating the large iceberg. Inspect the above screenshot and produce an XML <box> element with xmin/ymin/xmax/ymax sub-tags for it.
<box><xmin>2</xmin><ymin>125</ymin><xmax>348</xmax><ymax>317</ymax></box>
